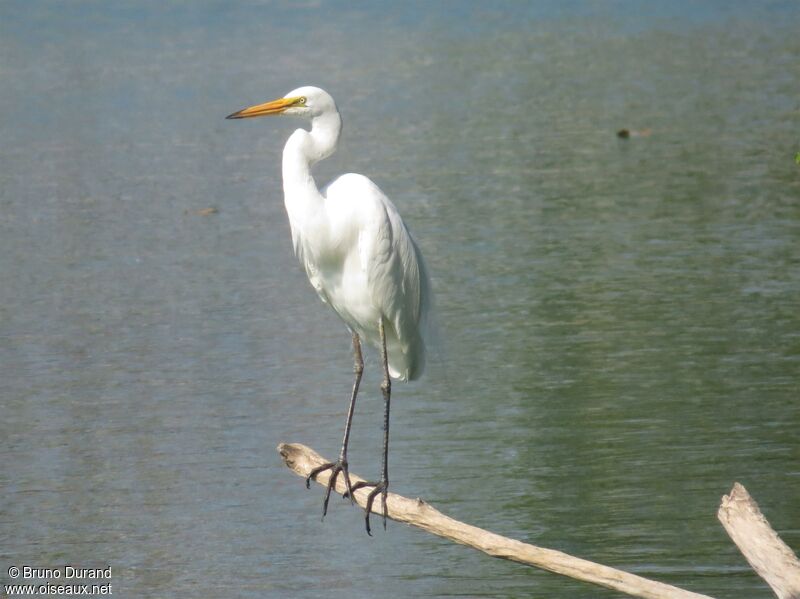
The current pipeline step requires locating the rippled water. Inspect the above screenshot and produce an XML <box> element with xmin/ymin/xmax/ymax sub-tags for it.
<box><xmin>2</xmin><ymin>2</ymin><xmax>799</xmax><ymax>598</ymax></box>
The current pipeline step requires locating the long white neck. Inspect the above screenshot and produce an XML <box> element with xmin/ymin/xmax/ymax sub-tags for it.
<box><xmin>282</xmin><ymin>111</ymin><xmax>341</xmax><ymax>198</ymax></box>
<box><xmin>281</xmin><ymin>110</ymin><xmax>342</xmax><ymax>252</ymax></box>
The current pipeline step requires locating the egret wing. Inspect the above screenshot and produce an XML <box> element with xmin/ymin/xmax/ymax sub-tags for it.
<box><xmin>326</xmin><ymin>174</ymin><xmax>429</xmax><ymax>380</ymax></box>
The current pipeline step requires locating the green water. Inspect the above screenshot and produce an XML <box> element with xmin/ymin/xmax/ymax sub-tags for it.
<box><xmin>1</xmin><ymin>2</ymin><xmax>798</xmax><ymax>598</ymax></box>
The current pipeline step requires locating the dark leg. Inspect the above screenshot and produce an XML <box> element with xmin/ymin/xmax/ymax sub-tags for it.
<box><xmin>350</xmin><ymin>318</ymin><xmax>391</xmax><ymax>535</ymax></box>
<box><xmin>305</xmin><ymin>332</ymin><xmax>364</xmax><ymax>517</ymax></box>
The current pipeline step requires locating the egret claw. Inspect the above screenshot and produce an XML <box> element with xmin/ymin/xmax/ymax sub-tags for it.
<box><xmin>305</xmin><ymin>459</ymin><xmax>356</xmax><ymax>518</ymax></box>
<box><xmin>350</xmin><ymin>479</ymin><xmax>388</xmax><ymax>535</ymax></box>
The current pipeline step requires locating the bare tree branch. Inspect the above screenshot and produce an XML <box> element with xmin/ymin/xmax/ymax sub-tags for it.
<box><xmin>278</xmin><ymin>442</ymin><xmax>713</xmax><ymax>599</ymax></box>
<box><xmin>718</xmin><ymin>483</ymin><xmax>800</xmax><ymax>599</ymax></box>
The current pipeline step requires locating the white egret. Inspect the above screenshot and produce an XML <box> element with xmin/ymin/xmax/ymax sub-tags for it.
<box><xmin>227</xmin><ymin>86</ymin><xmax>431</xmax><ymax>533</ymax></box>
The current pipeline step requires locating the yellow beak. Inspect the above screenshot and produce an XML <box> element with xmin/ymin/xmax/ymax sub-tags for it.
<box><xmin>226</xmin><ymin>96</ymin><xmax>305</xmax><ymax>119</ymax></box>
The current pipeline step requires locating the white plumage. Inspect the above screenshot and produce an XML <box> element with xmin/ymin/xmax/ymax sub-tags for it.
<box><xmin>315</xmin><ymin>173</ymin><xmax>429</xmax><ymax>380</ymax></box>
<box><xmin>227</xmin><ymin>85</ymin><xmax>431</xmax><ymax>532</ymax></box>
<box><xmin>277</xmin><ymin>88</ymin><xmax>428</xmax><ymax>380</ymax></box>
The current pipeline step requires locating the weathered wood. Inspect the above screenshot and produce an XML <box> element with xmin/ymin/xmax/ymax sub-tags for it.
<box><xmin>718</xmin><ymin>483</ymin><xmax>800</xmax><ymax>599</ymax></box>
<box><xmin>278</xmin><ymin>442</ymin><xmax>712</xmax><ymax>599</ymax></box>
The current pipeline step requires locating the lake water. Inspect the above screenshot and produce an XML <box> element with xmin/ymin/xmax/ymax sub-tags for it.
<box><xmin>1</xmin><ymin>2</ymin><xmax>798</xmax><ymax>598</ymax></box>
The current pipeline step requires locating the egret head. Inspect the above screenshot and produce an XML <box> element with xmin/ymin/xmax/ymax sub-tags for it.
<box><xmin>226</xmin><ymin>86</ymin><xmax>337</xmax><ymax>121</ymax></box>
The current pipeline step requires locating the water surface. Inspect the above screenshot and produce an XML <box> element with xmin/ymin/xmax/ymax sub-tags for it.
<box><xmin>1</xmin><ymin>2</ymin><xmax>799</xmax><ymax>598</ymax></box>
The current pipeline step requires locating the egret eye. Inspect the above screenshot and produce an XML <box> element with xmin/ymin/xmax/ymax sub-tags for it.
<box><xmin>298</xmin><ymin>97</ymin><xmax>307</xmax><ymax>105</ymax></box>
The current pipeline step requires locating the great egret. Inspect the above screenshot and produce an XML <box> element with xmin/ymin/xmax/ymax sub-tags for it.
<box><xmin>227</xmin><ymin>86</ymin><xmax>430</xmax><ymax>534</ymax></box>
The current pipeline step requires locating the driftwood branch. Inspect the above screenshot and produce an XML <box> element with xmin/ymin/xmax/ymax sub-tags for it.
<box><xmin>278</xmin><ymin>442</ymin><xmax>712</xmax><ymax>599</ymax></box>
<box><xmin>718</xmin><ymin>483</ymin><xmax>800</xmax><ymax>599</ymax></box>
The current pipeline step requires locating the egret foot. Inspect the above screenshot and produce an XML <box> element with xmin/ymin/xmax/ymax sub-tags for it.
<box><xmin>349</xmin><ymin>478</ymin><xmax>388</xmax><ymax>535</ymax></box>
<box><xmin>305</xmin><ymin>458</ymin><xmax>356</xmax><ymax>519</ymax></box>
